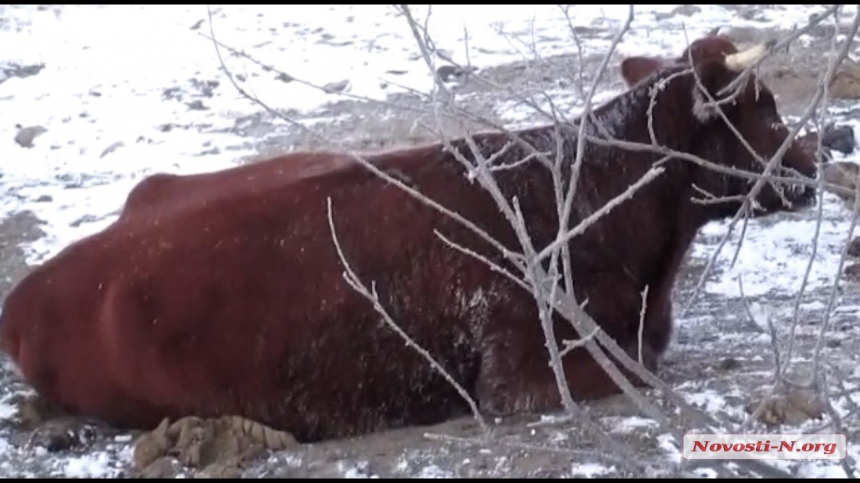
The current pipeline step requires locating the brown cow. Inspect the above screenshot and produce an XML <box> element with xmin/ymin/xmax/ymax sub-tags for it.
<box><xmin>0</xmin><ymin>35</ymin><xmax>817</xmax><ymax>443</ymax></box>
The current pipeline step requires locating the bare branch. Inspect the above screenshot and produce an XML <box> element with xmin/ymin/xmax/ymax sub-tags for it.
<box><xmin>638</xmin><ymin>285</ymin><xmax>650</xmax><ymax>366</ymax></box>
<box><xmin>536</xmin><ymin>165</ymin><xmax>665</xmax><ymax>262</ymax></box>
<box><xmin>326</xmin><ymin>197</ymin><xmax>490</xmax><ymax>435</ymax></box>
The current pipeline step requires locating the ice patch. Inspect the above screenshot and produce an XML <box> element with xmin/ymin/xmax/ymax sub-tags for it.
<box><xmin>0</xmin><ymin>399</ymin><xmax>15</xmax><ymax>420</ymax></box>
<box><xmin>656</xmin><ymin>433</ymin><xmax>682</xmax><ymax>464</ymax></box>
<box><xmin>602</xmin><ymin>415</ymin><xmax>659</xmax><ymax>433</ymax></box>
<box><xmin>797</xmin><ymin>463</ymin><xmax>852</xmax><ymax>478</ymax></box>
<box><xmin>60</xmin><ymin>452</ymin><xmax>117</xmax><ymax>478</ymax></box>
<box><xmin>692</xmin><ymin>467</ymin><xmax>719</xmax><ymax>478</ymax></box>
<box><xmin>0</xmin><ymin>378</ymin><xmax>19</xmax><ymax>421</ymax></box>
<box><xmin>684</xmin><ymin>389</ymin><xmax>728</xmax><ymax>414</ymax></box>
<box><xmin>571</xmin><ymin>462</ymin><xmax>615</xmax><ymax>478</ymax></box>
<box><xmin>418</xmin><ymin>464</ymin><xmax>454</xmax><ymax>478</ymax></box>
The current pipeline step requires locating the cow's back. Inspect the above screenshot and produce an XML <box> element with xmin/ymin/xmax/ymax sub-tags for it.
<box><xmin>3</xmin><ymin>146</ymin><xmax>516</xmax><ymax>440</ymax></box>
<box><xmin>120</xmin><ymin>151</ymin><xmax>357</xmax><ymax>220</ymax></box>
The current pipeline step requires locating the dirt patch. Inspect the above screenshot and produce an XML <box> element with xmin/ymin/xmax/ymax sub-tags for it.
<box><xmin>0</xmin><ymin>210</ymin><xmax>44</xmax><ymax>300</ymax></box>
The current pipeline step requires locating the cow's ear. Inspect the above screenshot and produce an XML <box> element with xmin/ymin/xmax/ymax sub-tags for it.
<box><xmin>620</xmin><ymin>57</ymin><xmax>665</xmax><ymax>87</ymax></box>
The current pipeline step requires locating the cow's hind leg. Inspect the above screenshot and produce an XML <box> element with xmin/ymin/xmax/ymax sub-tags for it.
<box><xmin>133</xmin><ymin>415</ymin><xmax>297</xmax><ymax>474</ymax></box>
<box><xmin>475</xmin><ymin>334</ymin><xmax>658</xmax><ymax>417</ymax></box>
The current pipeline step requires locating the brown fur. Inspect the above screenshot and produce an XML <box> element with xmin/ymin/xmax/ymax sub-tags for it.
<box><xmin>119</xmin><ymin>152</ymin><xmax>354</xmax><ymax>220</ymax></box>
<box><xmin>0</xmin><ymin>36</ymin><xmax>817</xmax><ymax>443</ymax></box>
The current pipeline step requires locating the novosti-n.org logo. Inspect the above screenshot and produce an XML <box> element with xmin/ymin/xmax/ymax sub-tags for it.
<box><xmin>683</xmin><ymin>434</ymin><xmax>847</xmax><ymax>460</ymax></box>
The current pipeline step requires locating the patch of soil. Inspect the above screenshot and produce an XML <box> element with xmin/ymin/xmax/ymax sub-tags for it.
<box><xmin>0</xmin><ymin>210</ymin><xmax>44</xmax><ymax>299</ymax></box>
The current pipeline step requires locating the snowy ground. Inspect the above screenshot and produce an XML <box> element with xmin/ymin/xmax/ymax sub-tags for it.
<box><xmin>2</xmin><ymin>3</ymin><xmax>860</xmax><ymax>478</ymax></box>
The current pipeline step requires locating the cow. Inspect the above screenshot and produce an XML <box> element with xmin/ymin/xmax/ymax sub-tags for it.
<box><xmin>0</xmin><ymin>35</ymin><xmax>817</xmax><ymax>444</ymax></box>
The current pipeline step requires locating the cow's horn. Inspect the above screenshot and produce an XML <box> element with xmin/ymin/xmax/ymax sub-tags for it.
<box><xmin>724</xmin><ymin>39</ymin><xmax>776</xmax><ymax>71</ymax></box>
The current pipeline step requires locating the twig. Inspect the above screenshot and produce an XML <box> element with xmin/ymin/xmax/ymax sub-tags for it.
<box><xmin>638</xmin><ymin>285</ymin><xmax>650</xmax><ymax>365</ymax></box>
<box><xmin>326</xmin><ymin>197</ymin><xmax>490</xmax><ymax>435</ymax></box>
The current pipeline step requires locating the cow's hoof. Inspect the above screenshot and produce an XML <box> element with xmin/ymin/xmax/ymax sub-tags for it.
<box><xmin>134</xmin><ymin>418</ymin><xmax>173</xmax><ymax>469</ymax></box>
<box><xmin>223</xmin><ymin>415</ymin><xmax>297</xmax><ymax>450</ymax></box>
<box><xmin>132</xmin><ymin>415</ymin><xmax>297</xmax><ymax>476</ymax></box>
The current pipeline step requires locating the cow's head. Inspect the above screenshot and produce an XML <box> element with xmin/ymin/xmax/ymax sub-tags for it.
<box><xmin>620</xmin><ymin>35</ymin><xmax>817</xmax><ymax>218</ymax></box>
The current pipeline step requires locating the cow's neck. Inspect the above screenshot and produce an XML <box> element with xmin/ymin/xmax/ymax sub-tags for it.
<box><xmin>439</xmin><ymin>66</ymin><xmax>714</xmax><ymax>296</ymax></box>
<box><xmin>582</xmin><ymin>66</ymin><xmax>702</xmax><ymax>153</ymax></box>
<box><xmin>565</xmin><ymin>69</ymin><xmax>720</xmax><ymax>341</ymax></box>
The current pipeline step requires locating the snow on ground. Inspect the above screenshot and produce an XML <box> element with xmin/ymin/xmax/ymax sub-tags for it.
<box><xmin>1</xmin><ymin>3</ymin><xmax>859</xmax><ymax>478</ymax></box>
<box><xmin>0</xmin><ymin>4</ymin><xmax>837</xmax><ymax>267</ymax></box>
<box><xmin>690</xmin><ymin>126</ymin><xmax>860</xmax><ymax>299</ymax></box>
<box><xmin>570</xmin><ymin>462</ymin><xmax>616</xmax><ymax>478</ymax></box>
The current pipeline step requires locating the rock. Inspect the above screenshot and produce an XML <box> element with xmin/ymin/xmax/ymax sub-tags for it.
<box><xmin>436</xmin><ymin>64</ymin><xmax>478</xmax><ymax>83</ymax></box>
<box><xmin>655</xmin><ymin>5</ymin><xmax>701</xmax><ymax>21</ymax></box>
<box><xmin>717</xmin><ymin>357</ymin><xmax>741</xmax><ymax>372</ymax></box>
<box><xmin>821</xmin><ymin>123</ymin><xmax>855</xmax><ymax>155</ymax></box>
<box><xmin>848</xmin><ymin>237</ymin><xmax>860</xmax><ymax>258</ymax></box>
<box><xmin>671</xmin><ymin>5</ymin><xmax>701</xmax><ymax>16</ymax></box>
<box><xmin>322</xmin><ymin>80</ymin><xmax>350</xmax><ymax>94</ymax></box>
<box><xmin>844</xmin><ymin>262</ymin><xmax>860</xmax><ymax>281</ymax></box>
<box><xmin>796</xmin><ymin>123</ymin><xmax>855</xmax><ymax>162</ymax></box>
<box><xmin>162</xmin><ymin>86</ymin><xmax>182</xmax><ymax>101</ymax></box>
<box><xmin>190</xmin><ymin>79</ymin><xmax>219</xmax><ymax>98</ymax></box>
<box><xmin>830</xmin><ymin>62</ymin><xmax>860</xmax><ymax>100</ymax></box>
<box><xmin>822</xmin><ymin>161</ymin><xmax>859</xmax><ymax>202</ymax></box>
<box><xmin>187</xmin><ymin>100</ymin><xmax>208</xmax><ymax>111</ymax></box>
<box><xmin>746</xmin><ymin>389</ymin><xmax>825</xmax><ymax>427</ymax></box>
<box><xmin>0</xmin><ymin>62</ymin><xmax>45</xmax><ymax>85</ymax></box>
<box><xmin>14</xmin><ymin>125</ymin><xmax>48</xmax><ymax>148</ymax></box>
<box><xmin>70</xmin><ymin>214</ymin><xmax>102</xmax><ymax>228</ymax></box>
<box><xmin>35</xmin><ymin>419</ymin><xmax>96</xmax><ymax>453</ymax></box>
<box><xmin>12</xmin><ymin>394</ymin><xmax>102</xmax><ymax>453</ymax></box>
<box><xmin>99</xmin><ymin>141</ymin><xmax>125</xmax><ymax>158</ymax></box>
